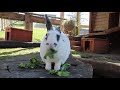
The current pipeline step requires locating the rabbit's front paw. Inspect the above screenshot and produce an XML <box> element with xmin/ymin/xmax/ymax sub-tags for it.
<box><xmin>54</xmin><ymin>62</ymin><xmax>61</xmax><ymax>71</ymax></box>
<box><xmin>45</xmin><ymin>62</ymin><xmax>51</xmax><ymax>70</ymax></box>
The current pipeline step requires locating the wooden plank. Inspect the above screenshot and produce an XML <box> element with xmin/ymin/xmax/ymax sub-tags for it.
<box><xmin>82</xmin><ymin>27</ymin><xmax>120</xmax><ymax>37</ymax></box>
<box><xmin>77</xmin><ymin>12</ymin><xmax>80</xmax><ymax>35</ymax></box>
<box><xmin>94</xmin><ymin>25</ymin><xmax>108</xmax><ymax>30</ymax></box>
<box><xmin>0</xmin><ymin>12</ymin><xmax>61</xmax><ymax>25</ymax></box>
<box><xmin>0</xmin><ymin>12</ymin><xmax>24</xmax><ymax>21</ymax></box>
<box><xmin>95</xmin><ymin>21</ymin><xmax>108</xmax><ymax>26</ymax></box>
<box><xmin>96</xmin><ymin>12</ymin><xmax>109</xmax><ymax>16</ymax></box>
<box><xmin>94</xmin><ymin>27</ymin><xmax>106</xmax><ymax>30</ymax></box>
<box><xmin>31</xmin><ymin>16</ymin><xmax>60</xmax><ymax>25</ymax></box>
<box><xmin>60</xmin><ymin>12</ymin><xmax>64</xmax><ymax>31</ymax></box>
<box><xmin>79</xmin><ymin>32</ymin><xmax>107</xmax><ymax>37</ymax></box>
<box><xmin>94</xmin><ymin>27</ymin><xmax>107</xmax><ymax>30</ymax></box>
<box><xmin>89</xmin><ymin>12</ymin><xmax>109</xmax><ymax>33</ymax></box>
<box><xmin>106</xmin><ymin>27</ymin><xmax>120</xmax><ymax>34</ymax></box>
<box><xmin>95</xmin><ymin>22</ymin><xmax>108</xmax><ymax>27</ymax></box>
<box><xmin>95</xmin><ymin>18</ymin><xmax>108</xmax><ymax>22</ymax></box>
<box><xmin>119</xmin><ymin>13</ymin><xmax>120</xmax><ymax>27</ymax></box>
<box><xmin>95</xmin><ymin>15</ymin><xmax>108</xmax><ymax>19</ymax></box>
<box><xmin>89</xmin><ymin>12</ymin><xmax>94</xmax><ymax>33</ymax></box>
<box><xmin>1</xmin><ymin>18</ymin><xmax>4</xmax><ymax>30</ymax></box>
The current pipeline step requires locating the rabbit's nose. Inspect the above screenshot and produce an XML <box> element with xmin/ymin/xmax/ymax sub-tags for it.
<box><xmin>46</xmin><ymin>43</ymin><xmax>49</xmax><ymax>45</ymax></box>
<box><xmin>49</xmin><ymin>44</ymin><xmax>53</xmax><ymax>48</ymax></box>
<box><xmin>49</xmin><ymin>43</ymin><xmax>57</xmax><ymax>48</ymax></box>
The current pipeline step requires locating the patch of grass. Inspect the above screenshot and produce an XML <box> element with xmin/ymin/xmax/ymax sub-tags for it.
<box><xmin>71</xmin><ymin>50</ymin><xmax>81</xmax><ymax>55</ymax></box>
<box><xmin>93</xmin><ymin>56</ymin><xmax>113</xmax><ymax>61</ymax></box>
<box><xmin>32</xmin><ymin>28</ymin><xmax>47</xmax><ymax>42</ymax></box>
<box><xmin>71</xmin><ymin>50</ymin><xmax>81</xmax><ymax>58</ymax></box>
<box><xmin>81</xmin><ymin>53</ymin><xmax>93</xmax><ymax>58</ymax></box>
<box><xmin>0</xmin><ymin>47</ymin><xmax>40</xmax><ymax>60</ymax></box>
<box><xmin>13</xmin><ymin>26</ymin><xmax>24</xmax><ymax>29</ymax></box>
<box><xmin>0</xmin><ymin>31</ymin><xmax>5</xmax><ymax>39</ymax></box>
<box><xmin>71</xmin><ymin>50</ymin><xmax>93</xmax><ymax>58</ymax></box>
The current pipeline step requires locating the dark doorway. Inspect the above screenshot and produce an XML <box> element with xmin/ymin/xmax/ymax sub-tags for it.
<box><xmin>109</xmin><ymin>12</ymin><xmax>119</xmax><ymax>28</ymax></box>
<box><xmin>6</xmin><ymin>32</ymin><xmax>9</xmax><ymax>40</ymax></box>
<box><xmin>85</xmin><ymin>41</ymin><xmax>90</xmax><ymax>51</ymax></box>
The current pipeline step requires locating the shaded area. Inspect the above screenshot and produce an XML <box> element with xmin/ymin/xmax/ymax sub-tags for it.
<box><xmin>108</xmin><ymin>31</ymin><xmax>120</xmax><ymax>54</ymax></box>
<box><xmin>0</xmin><ymin>40</ymin><xmax>40</xmax><ymax>48</ymax></box>
<box><xmin>74</xmin><ymin>57</ymin><xmax>120</xmax><ymax>78</ymax></box>
<box><xmin>0</xmin><ymin>53</ymin><xmax>93</xmax><ymax>78</ymax></box>
<box><xmin>0</xmin><ymin>51</ymin><xmax>39</xmax><ymax>60</ymax></box>
<box><xmin>0</xmin><ymin>48</ymin><xmax>28</xmax><ymax>55</ymax></box>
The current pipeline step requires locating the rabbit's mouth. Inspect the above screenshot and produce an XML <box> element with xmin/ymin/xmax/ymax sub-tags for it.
<box><xmin>44</xmin><ymin>48</ymin><xmax>57</xmax><ymax>59</ymax></box>
<box><xmin>49</xmin><ymin>48</ymin><xmax>57</xmax><ymax>53</ymax></box>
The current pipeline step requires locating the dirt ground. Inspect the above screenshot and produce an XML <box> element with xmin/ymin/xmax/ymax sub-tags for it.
<box><xmin>80</xmin><ymin>52</ymin><xmax>120</xmax><ymax>64</ymax></box>
<box><xmin>1</xmin><ymin>48</ymin><xmax>120</xmax><ymax>78</ymax></box>
<box><xmin>0</xmin><ymin>53</ymin><xmax>93</xmax><ymax>78</ymax></box>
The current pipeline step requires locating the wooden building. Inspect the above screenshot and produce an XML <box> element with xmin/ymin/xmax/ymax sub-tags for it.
<box><xmin>80</xmin><ymin>12</ymin><xmax>120</xmax><ymax>53</ymax></box>
<box><xmin>89</xmin><ymin>12</ymin><xmax>120</xmax><ymax>34</ymax></box>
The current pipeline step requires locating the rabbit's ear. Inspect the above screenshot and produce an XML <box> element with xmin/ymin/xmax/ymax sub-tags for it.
<box><xmin>45</xmin><ymin>14</ymin><xmax>53</xmax><ymax>31</ymax></box>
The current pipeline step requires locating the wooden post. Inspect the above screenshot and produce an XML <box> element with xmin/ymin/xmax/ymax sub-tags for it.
<box><xmin>119</xmin><ymin>12</ymin><xmax>120</xmax><ymax>27</ymax></box>
<box><xmin>77</xmin><ymin>12</ymin><xmax>80</xmax><ymax>35</ymax></box>
<box><xmin>89</xmin><ymin>12</ymin><xmax>93</xmax><ymax>33</ymax></box>
<box><xmin>60</xmin><ymin>12</ymin><xmax>64</xmax><ymax>31</ymax></box>
<box><xmin>1</xmin><ymin>19</ymin><xmax>4</xmax><ymax>30</ymax></box>
<box><xmin>25</xmin><ymin>13</ymin><xmax>33</xmax><ymax>31</ymax></box>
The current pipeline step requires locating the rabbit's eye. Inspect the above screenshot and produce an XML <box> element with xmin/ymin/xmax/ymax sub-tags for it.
<box><xmin>45</xmin><ymin>34</ymin><xmax>48</xmax><ymax>40</ymax></box>
<box><xmin>46</xmin><ymin>43</ymin><xmax>49</xmax><ymax>45</ymax></box>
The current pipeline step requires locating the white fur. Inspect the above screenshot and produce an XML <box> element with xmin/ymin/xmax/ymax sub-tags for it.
<box><xmin>40</xmin><ymin>28</ymin><xmax>71</xmax><ymax>71</ymax></box>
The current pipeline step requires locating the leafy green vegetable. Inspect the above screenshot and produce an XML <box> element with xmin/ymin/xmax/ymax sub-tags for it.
<box><xmin>18</xmin><ymin>58</ymin><xmax>71</xmax><ymax>77</ymax></box>
<box><xmin>18</xmin><ymin>63</ymin><xmax>26</xmax><ymax>68</ymax></box>
<box><xmin>61</xmin><ymin>63</ymin><xmax>71</xmax><ymax>71</ymax></box>
<box><xmin>48</xmin><ymin>63</ymin><xmax>71</xmax><ymax>77</ymax></box>
<box><xmin>30</xmin><ymin>58</ymin><xmax>38</xmax><ymax>63</ymax></box>
<box><xmin>44</xmin><ymin>49</ymin><xmax>57</xmax><ymax>59</ymax></box>
<box><xmin>57</xmin><ymin>71</ymin><xmax>70</xmax><ymax>77</ymax></box>
<box><xmin>18</xmin><ymin>58</ymin><xmax>45</xmax><ymax>69</ymax></box>
<box><xmin>49</xmin><ymin>70</ymin><xmax>58</xmax><ymax>74</ymax></box>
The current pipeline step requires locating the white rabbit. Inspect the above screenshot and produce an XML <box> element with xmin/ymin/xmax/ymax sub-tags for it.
<box><xmin>40</xmin><ymin>14</ymin><xmax>71</xmax><ymax>71</ymax></box>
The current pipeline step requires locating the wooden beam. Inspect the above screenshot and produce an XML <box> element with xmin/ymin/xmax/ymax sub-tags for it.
<box><xmin>89</xmin><ymin>12</ymin><xmax>93</xmax><ymax>33</ymax></box>
<box><xmin>80</xmin><ymin>27</ymin><xmax>120</xmax><ymax>37</ymax></box>
<box><xmin>0</xmin><ymin>12</ymin><xmax>24</xmax><ymax>21</ymax></box>
<box><xmin>60</xmin><ymin>12</ymin><xmax>64</xmax><ymax>31</ymax></box>
<box><xmin>0</xmin><ymin>12</ymin><xmax>61</xmax><ymax>25</ymax></box>
<box><xmin>80</xmin><ymin>32</ymin><xmax>106</xmax><ymax>37</ymax></box>
<box><xmin>77</xmin><ymin>12</ymin><xmax>80</xmax><ymax>35</ymax></box>
<box><xmin>1</xmin><ymin>18</ymin><xmax>3</xmax><ymax>30</ymax></box>
<box><xmin>31</xmin><ymin>15</ymin><xmax>61</xmax><ymax>25</ymax></box>
<box><xmin>119</xmin><ymin>13</ymin><xmax>120</xmax><ymax>27</ymax></box>
<box><xmin>106</xmin><ymin>27</ymin><xmax>120</xmax><ymax>34</ymax></box>
<box><xmin>0</xmin><ymin>12</ymin><xmax>88</xmax><ymax>30</ymax></box>
<box><xmin>25</xmin><ymin>13</ymin><xmax>33</xmax><ymax>31</ymax></box>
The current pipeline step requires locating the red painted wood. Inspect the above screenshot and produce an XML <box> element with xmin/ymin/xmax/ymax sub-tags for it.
<box><xmin>5</xmin><ymin>27</ymin><xmax>32</xmax><ymax>42</ymax></box>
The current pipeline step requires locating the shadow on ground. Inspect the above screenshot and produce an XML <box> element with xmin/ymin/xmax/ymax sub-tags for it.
<box><xmin>0</xmin><ymin>52</ymin><xmax>93</xmax><ymax>78</ymax></box>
